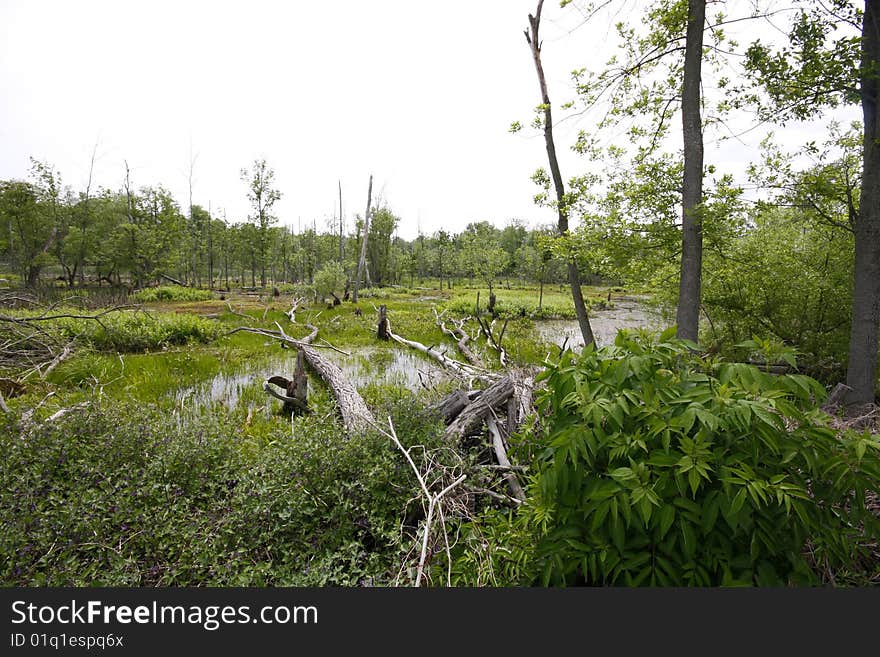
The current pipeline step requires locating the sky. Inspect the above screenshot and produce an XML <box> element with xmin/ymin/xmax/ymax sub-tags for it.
<box><xmin>0</xmin><ymin>1</ymin><xmax>861</xmax><ymax>240</ymax></box>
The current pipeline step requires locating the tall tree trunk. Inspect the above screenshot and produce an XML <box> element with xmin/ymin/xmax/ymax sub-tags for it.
<box><xmin>525</xmin><ymin>1</ymin><xmax>595</xmax><ymax>346</ymax></box>
<box><xmin>675</xmin><ymin>0</ymin><xmax>706</xmax><ymax>342</ymax></box>
<box><xmin>352</xmin><ymin>174</ymin><xmax>373</xmax><ymax>303</ymax></box>
<box><xmin>845</xmin><ymin>0</ymin><xmax>880</xmax><ymax>407</ymax></box>
<box><xmin>338</xmin><ymin>180</ymin><xmax>344</xmax><ymax>264</ymax></box>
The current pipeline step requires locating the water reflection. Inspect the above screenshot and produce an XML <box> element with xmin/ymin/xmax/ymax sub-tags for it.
<box><xmin>173</xmin><ymin>346</ymin><xmax>448</xmax><ymax>411</ymax></box>
<box><xmin>534</xmin><ymin>298</ymin><xmax>666</xmax><ymax>349</ymax></box>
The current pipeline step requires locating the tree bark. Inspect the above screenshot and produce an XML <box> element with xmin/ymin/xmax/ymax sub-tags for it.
<box><xmin>430</xmin><ymin>389</ymin><xmax>471</xmax><ymax>425</ymax></box>
<box><xmin>525</xmin><ymin>1</ymin><xmax>596</xmax><ymax>347</ymax></box>
<box><xmin>377</xmin><ymin>304</ymin><xmax>389</xmax><ymax>340</ymax></box>
<box><xmin>675</xmin><ymin>0</ymin><xmax>706</xmax><ymax>342</ymax></box>
<box><xmin>845</xmin><ymin>0</ymin><xmax>880</xmax><ymax>407</ymax></box>
<box><xmin>338</xmin><ymin>180</ymin><xmax>344</xmax><ymax>264</ymax></box>
<box><xmin>352</xmin><ymin>175</ymin><xmax>372</xmax><ymax>303</ymax></box>
<box><xmin>445</xmin><ymin>375</ymin><xmax>516</xmax><ymax>442</ymax></box>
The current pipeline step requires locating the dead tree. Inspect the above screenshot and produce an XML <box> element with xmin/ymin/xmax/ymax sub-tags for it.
<box><xmin>265</xmin><ymin>349</ymin><xmax>309</xmax><ymax>416</ymax></box>
<box><xmin>525</xmin><ymin>1</ymin><xmax>596</xmax><ymax>347</ymax></box>
<box><xmin>377</xmin><ymin>304</ymin><xmax>389</xmax><ymax>340</ymax></box>
<box><xmin>231</xmin><ymin>323</ymin><xmax>374</xmax><ymax>434</ymax></box>
<box><xmin>386</xmin><ymin>319</ymin><xmax>492</xmax><ymax>384</ymax></box>
<box><xmin>476</xmin><ymin>315</ymin><xmax>508</xmax><ymax>368</ymax></box>
<box><xmin>352</xmin><ymin>174</ymin><xmax>373</xmax><ymax>303</ymax></box>
<box><xmin>430</xmin><ymin>389</ymin><xmax>472</xmax><ymax>425</ymax></box>
<box><xmin>433</xmin><ymin>309</ymin><xmax>484</xmax><ymax>368</ymax></box>
<box><xmin>445</xmin><ymin>375</ymin><xmax>517</xmax><ymax>442</ymax></box>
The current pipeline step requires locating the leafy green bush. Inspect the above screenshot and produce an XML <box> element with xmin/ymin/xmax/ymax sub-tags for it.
<box><xmin>0</xmin><ymin>395</ymin><xmax>448</xmax><ymax>586</ymax></box>
<box><xmin>133</xmin><ymin>285</ymin><xmax>214</xmax><ymax>303</ymax></box>
<box><xmin>452</xmin><ymin>330</ymin><xmax>880</xmax><ymax>586</ymax></box>
<box><xmin>54</xmin><ymin>311</ymin><xmax>222</xmax><ymax>351</ymax></box>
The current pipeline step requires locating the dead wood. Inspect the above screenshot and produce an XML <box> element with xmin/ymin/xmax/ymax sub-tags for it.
<box><xmin>433</xmin><ymin>309</ymin><xmax>484</xmax><ymax>368</ymax></box>
<box><xmin>487</xmin><ymin>416</ymin><xmax>525</xmax><ymax>503</ymax></box>
<box><xmin>445</xmin><ymin>375</ymin><xmax>515</xmax><ymax>441</ymax></box>
<box><xmin>265</xmin><ymin>350</ymin><xmax>310</xmax><ymax>415</ymax></box>
<box><xmin>159</xmin><ymin>273</ymin><xmax>187</xmax><ymax>287</ymax></box>
<box><xmin>431</xmin><ymin>389</ymin><xmax>471</xmax><ymax>425</ymax></box>
<box><xmin>377</xmin><ymin>304</ymin><xmax>389</xmax><ymax>340</ymax></box>
<box><xmin>385</xmin><ymin>315</ymin><xmax>495</xmax><ymax>384</ymax></box>
<box><xmin>230</xmin><ymin>323</ymin><xmax>374</xmax><ymax>434</ymax></box>
<box><xmin>476</xmin><ymin>315</ymin><xmax>508</xmax><ymax>367</ymax></box>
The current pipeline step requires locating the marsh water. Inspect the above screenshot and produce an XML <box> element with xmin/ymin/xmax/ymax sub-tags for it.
<box><xmin>173</xmin><ymin>345</ymin><xmax>449</xmax><ymax>411</ymax></box>
<box><xmin>534</xmin><ymin>297</ymin><xmax>665</xmax><ymax>349</ymax></box>
<box><xmin>174</xmin><ymin>297</ymin><xmax>661</xmax><ymax>410</ymax></box>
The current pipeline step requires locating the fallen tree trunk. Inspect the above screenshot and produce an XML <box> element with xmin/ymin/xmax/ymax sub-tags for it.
<box><xmin>445</xmin><ymin>375</ymin><xmax>515</xmax><ymax>441</ymax></box>
<box><xmin>159</xmin><ymin>273</ymin><xmax>188</xmax><ymax>287</ymax></box>
<box><xmin>430</xmin><ymin>389</ymin><xmax>471</xmax><ymax>425</ymax></box>
<box><xmin>386</xmin><ymin>320</ymin><xmax>493</xmax><ymax>383</ymax></box>
<box><xmin>487</xmin><ymin>416</ymin><xmax>525</xmax><ymax>503</ymax></box>
<box><xmin>229</xmin><ymin>323</ymin><xmax>374</xmax><ymax>434</ymax></box>
<box><xmin>433</xmin><ymin>309</ymin><xmax>484</xmax><ymax>368</ymax></box>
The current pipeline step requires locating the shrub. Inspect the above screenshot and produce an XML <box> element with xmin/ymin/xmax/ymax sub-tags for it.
<box><xmin>132</xmin><ymin>286</ymin><xmax>214</xmax><ymax>303</ymax></box>
<box><xmin>452</xmin><ymin>329</ymin><xmax>880</xmax><ymax>586</ymax></box>
<box><xmin>0</xmin><ymin>395</ymin><xmax>450</xmax><ymax>586</ymax></box>
<box><xmin>54</xmin><ymin>311</ymin><xmax>222</xmax><ymax>351</ymax></box>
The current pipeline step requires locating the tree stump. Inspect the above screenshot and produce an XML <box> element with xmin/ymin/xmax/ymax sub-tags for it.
<box><xmin>266</xmin><ymin>350</ymin><xmax>309</xmax><ymax>417</ymax></box>
<box><xmin>377</xmin><ymin>304</ymin><xmax>389</xmax><ymax>340</ymax></box>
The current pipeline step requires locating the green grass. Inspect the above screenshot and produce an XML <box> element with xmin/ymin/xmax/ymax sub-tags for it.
<box><xmin>132</xmin><ymin>285</ymin><xmax>214</xmax><ymax>302</ymax></box>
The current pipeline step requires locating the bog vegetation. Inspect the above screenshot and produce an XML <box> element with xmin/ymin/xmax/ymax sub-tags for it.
<box><xmin>1</xmin><ymin>0</ymin><xmax>879</xmax><ymax>586</ymax></box>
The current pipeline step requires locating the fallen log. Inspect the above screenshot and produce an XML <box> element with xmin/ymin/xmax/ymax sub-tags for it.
<box><xmin>229</xmin><ymin>323</ymin><xmax>374</xmax><ymax>434</ymax></box>
<box><xmin>431</xmin><ymin>389</ymin><xmax>471</xmax><ymax>425</ymax></box>
<box><xmin>445</xmin><ymin>375</ymin><xmax>515</xmax><ymax>441</ymax></box>
<box><xmin>386</xmin><ymin>319</ymin><xmax>494</xmax><ymax>384</ymax></box>
<box><xmin>159</xmin><ymin>273</ymin><xmax>187</xmax><ymax>287</ymax></box>
<box><xmin>487</xmin><ymin>416</ymin><xmax>525</xmax><ymax>503</ymax></box>
<box><xmin>433</xmin><ymin>309</ymin><xmax>484</xmax><ymax>368</ymax></box>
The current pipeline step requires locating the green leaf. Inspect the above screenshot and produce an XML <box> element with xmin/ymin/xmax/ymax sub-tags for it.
<box><xmin>657</xmin><ymin>504</ymin><xmax>675</xmax><ymax>539</ymax></box>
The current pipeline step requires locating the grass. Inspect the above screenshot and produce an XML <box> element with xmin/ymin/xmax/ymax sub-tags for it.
<box><xmin>131</xmin><ymin>285</ymin><xmax>215</xmax><ymax>303</ymax></box>
<box><xmin>4</xmin><ymin>282</ymin><xmax>644</xmax><ymax>431</ymax></box>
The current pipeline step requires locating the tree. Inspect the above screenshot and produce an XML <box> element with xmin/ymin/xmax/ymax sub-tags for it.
<box><xmin>744</xmin><ymin>0</ymin><xmax>879</xmax><ymax>406</ymax></box>
<box><xmin>525</xmin><ymin>0</ymin><xmax>596</xmax><ymax>345</ymax></box>
<box><xmin>0</xmin><ymin>181</ymin><xmax>47</xmax><ymax>286</ymax></box>
<box><xmin>367</xmin><ymin>206</ymin><xmax>399</xmax><ymax>285</ymax></box>
<box><xmin>676</xmin><ymin>0</ymin><xmax>706</xmax><ymax>341</ymax></box>
<box><xmin>241</xmin><ymin>159</ymin><xmax>281</xmax><ymax>288</ymax></box>
<box><xmin>352</xmin><ymin>174</ymin><xmax>373</xmax><ymax>303</ymax></box>
<box><xmin>313</xmin><ymin>261</ymin><xmax>347</xmax><ymax>304</ymax></box>
<box><xmin>459</xmin><ymin>222</ymin><xmax>509</xmax><ymax>304</ymax></box>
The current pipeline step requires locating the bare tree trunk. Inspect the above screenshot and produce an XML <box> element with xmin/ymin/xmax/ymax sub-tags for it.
<box><xmin>675</xmin><ymin>0</ymin><xmax>705</xmax><ymax>342</ymax></box>
<box><xmin>377</xmin><ymin>304</ymin><xmax>389</xmax><ymax>340</ymax></box>
<box><xmin>846</xmin><ymin>0</ymin><xmax>880</xmax><ymax>408</ymax></box>
<box><xmin>237</xmin><ymin>324</ymin><xmax>374</xmax><ymax>434</ymax></box>
<box><xmin>525</xmin><ymin>1</ymin><xmax>595</xmax><ymax>347</ymax></box>
<box><xmin>338</xmin><ymin>180</ymin><xmax>344</xmax><ymax>264</ymax></box>
<box><xmin>352</xmin><ymin>175</ymin><xmax>372</xmax><ymax>303</ymax></box>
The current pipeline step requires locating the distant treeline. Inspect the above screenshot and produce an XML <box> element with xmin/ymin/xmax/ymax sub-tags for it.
<box><xmin>0</xmin><ymin>160</ymin><xmax>585</xmax><ymax>292</ymax></box>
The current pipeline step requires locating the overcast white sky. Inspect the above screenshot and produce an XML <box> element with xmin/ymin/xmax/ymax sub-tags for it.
<box><xmin>0</xmin><ymin>1</ymin><xmax>860</xmax><ymax>240</ymax></box>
